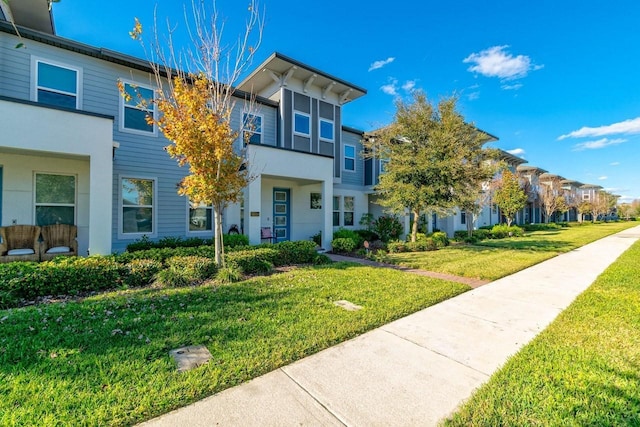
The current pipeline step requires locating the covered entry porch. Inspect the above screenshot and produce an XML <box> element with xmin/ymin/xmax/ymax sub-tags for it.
<box><xmin>243</xmin><ymin>144</ymin><xmax>333</xmax><ymax>248</ymax></box>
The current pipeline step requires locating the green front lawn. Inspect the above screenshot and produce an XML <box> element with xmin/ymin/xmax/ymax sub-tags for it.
<box><xmin>0</xmin><ymin>263</ymin><xmax>469</xmax><ymax>426</ymax></box>
<box><xmin>444</xmin><ymin>237</ymin><xmax>640</xmax><ymax>426</ymax></box>
<box><xmin>388</xmin><ymin>222</ymin><xmax>636</xmax><ymax>280</ymax></box>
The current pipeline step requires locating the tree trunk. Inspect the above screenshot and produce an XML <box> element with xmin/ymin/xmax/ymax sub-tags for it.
<box><xmin>466</xmin><ymin>210</ymin><xmax>473</xmax><ymax>237</ymax></box>
<box><xmin>411</xmin><ymin>208</ymin><xmax>419</xmax><ymax>242</ymax></box>
<box><xmin>213</xmin><ymin>204</ymin><xmax>224</xmax><ymax>267</ymax></box>
<box><xmin>506</xmin><ymin>217</ymin><xmax>512</xmax><ymax>227</ymax></box>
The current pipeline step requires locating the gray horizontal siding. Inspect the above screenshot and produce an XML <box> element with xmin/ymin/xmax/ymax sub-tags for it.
<box><xmin>0</xmin><ymin>33</ymin><xmax>278</xmax><ymax>253</ymax></box>
<box><xmin>341</xmin><ymin>129</ymin><xmax>363</xmax><ymax>187</ymax></box>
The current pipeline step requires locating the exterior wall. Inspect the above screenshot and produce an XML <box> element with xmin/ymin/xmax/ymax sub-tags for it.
<box><xmin>340</xmin><ymin>129</ymin><xmax>364</xmax><ymax>187</ymax></box>
<box><xmin>0</xmin><ymin>152</ymin><xmax>90</xmax><ymax>255</ymax></box>
<box><xmin>0</xmin><ymin>97</ymin><xmax>113</xmax><ymax>254</ymax></box>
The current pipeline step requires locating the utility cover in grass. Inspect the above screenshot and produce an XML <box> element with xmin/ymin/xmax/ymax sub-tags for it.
<box><xmin>169</xmin><ymin>345</ymin><xmax>212</xmax><ymax>372</ymax></box>
<box><xmin>334</xmin><ymin>300</ymin><xmax>363</xmax><ymax>311</ymax></box>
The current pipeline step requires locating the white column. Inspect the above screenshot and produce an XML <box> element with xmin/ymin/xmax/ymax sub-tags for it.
<box><xmin>322</xmin><ymin>179</ymin><xmax>333</xmax><ymax>249</ymax></box>
<box><xmin>246</xmin><ymin>175</ymin><xmax>262</xmax><ymax>245</ymax></box>
<box><xmin>88</xmin><ymin>152</ymin><xmax>113</xmax><ymax>255</ymax></box>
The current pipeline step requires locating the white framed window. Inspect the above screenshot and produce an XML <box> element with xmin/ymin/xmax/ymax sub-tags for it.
<box><xmin>34</xmin><ymin>173</ymin><xmax>76</xmax><ymax>226</ymax></box>
<box><xmin>120</xmin><ymin>177</ymin><xmax>156</xmax><ymax>237</ymax></box>
<box><xmin>344</xmin><ymin>196</ymin><xmax>354</xmax><ymax>226</ymax></box>
<box><xmin>243</xmin><ymin>112</ymin><xmax>262</xmax><ymax>144</ymax></box>
<box><xmin>120</xmin><ymin>80</ymin><xmax>156</xmax><ymax>135</ymax></box>
<box><xmin>320</xmin><ymin>118</ymin><xmax>334</xmax><ymax>142</ymax></box>
<box><xmin>344</xmin><ymin>145</ymin><xmax>356</xmax><ymax>171</ymax></box>
<box><xmin>187</xmin><ymin>200</ymin><xmax>213</xmax><ymax>233</ymax></box>
<box><xmin>461</xmin><ymin>211</ymin><xmax>466</xmax><ymax>225</ymax></box>
<box><xmin>333</xmin><ymin>196</ymin><xmax>340</xmax><ymax>226</ymax></box>
<box><xmin>32</xmin><ymin>57</ymin><xmax>82</xmax><ymax>109</ymax></box>
<box><xmin>582</xmin><ymin>193</ymin><xmax>590</xmax><ymax>201</ymax></box>
<box><xmin>294</xmin><ymin>112</ymin><xmax>311</xmax><ymax>136</ymax></box>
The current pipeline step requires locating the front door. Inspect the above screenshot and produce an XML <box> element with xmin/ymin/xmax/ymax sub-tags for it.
<box><xmin>273</xmin><ymin>188</ymin><xmax>290</xmax><ymax>243</ymax></box>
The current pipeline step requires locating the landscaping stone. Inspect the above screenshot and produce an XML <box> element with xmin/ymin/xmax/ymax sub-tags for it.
<box><xmin>169</xmin><ymin>345</ymin><xmax>212</xmax><ymax>372</ymax></box>
<box><xmin>333</xmin><ymin>300</ymin><xmax>362</xmax><ymax>311</ymax></box>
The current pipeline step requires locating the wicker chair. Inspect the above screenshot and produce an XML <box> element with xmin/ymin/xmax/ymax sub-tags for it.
<box><xmin>0</xmin><ymin>225</ymin><xmax>42</xmax><ymax>263</ymax></box>
<box><xmin>40</xmin><ymin>224</ymin><xmax>78</xmax><ymax>261</ymax></box>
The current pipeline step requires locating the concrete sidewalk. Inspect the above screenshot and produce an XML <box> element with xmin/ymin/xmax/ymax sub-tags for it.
<box><xmin>140</xmin><ymin>226</ymin><xmax>640</xmax><ymax>427</ymax></box>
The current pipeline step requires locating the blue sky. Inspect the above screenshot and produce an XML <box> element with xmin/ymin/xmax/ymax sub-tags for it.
<box><xmin>52</xmin><ymin>0</ymin><xmax>640</xmax><ymax>202</ymax></box>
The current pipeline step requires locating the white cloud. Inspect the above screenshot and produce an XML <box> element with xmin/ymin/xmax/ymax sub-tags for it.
<box><xmin>558</xmin><ymin>117</ymin><xmax>640</xmax><ymax>140</ymax></box>
<box><xmin>380</xmin><ymin>78</ymin><xmax>398</xmax><ymax>96</ymax></box>
<box><xmin>463</xmin><ymin>45</ymin><xmax>542</xmax><ymax>80</ymax></box>
<box><xmin>369</xmin><ymin>57</ymin><xmax>395</xmax><ymax>72</ymax></box>
<box><xmin>610</xmin><ymin>161</ymin><xmax>620</xmax><ymax>166</ymax></box>
<box><xmin>402</xmin><ymin>80</ymin><xmax>416</xmax><ymax>92</ymax></box>
<box><xmin>598</xmin><ymin>176</ymin><xmax>608</xmax><ymax>180</ymax></box>
<box><xmin>501</xmin><ymin>83</ymin><xmax>523</xmax><ymax>90</ymax></box>
<box><xmin>572</xmin><ymin>138</ymin><xmax>626</xmax><ymax>151</ymax></box>
<box><xmin>507</xmin><ymin>148</ymin><xmax>525</xmax><ymax>156</ymax></box>
<box><xmin>467</xmin><ymin>91</ymin><xmax>480</xmax><ymax>101</ymax></box>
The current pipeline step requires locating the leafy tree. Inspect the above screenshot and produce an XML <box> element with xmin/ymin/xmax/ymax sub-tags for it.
<box><xmin>364</xmin><ymin>92</ymin><xmax>495</xmax><ymax>242</ymax></box>
<box><xmin>618</xmin><ymin>203</ymin><xmax>632</xmax><ymax>220</ymax></box>
<box><xmin>493</xmin><ymin>169</ymin><xmax>527</xmax><ymax>227</ymax></box>
<box><xmin>578</xmin><ymin>201</ymin><xmax>593</xmax><ymax>223</ymax></box>
<box><xmin>124</xmin><ymin>1</ymin><xmax>263</xmax><ymax>266</ymax></box>
<box><xmin>592</xmin><ymin>190</ymin><xmax>617</xmax><ymax>221</ymax></box>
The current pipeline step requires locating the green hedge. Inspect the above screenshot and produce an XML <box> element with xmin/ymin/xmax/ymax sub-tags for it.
<box><xmin>125</xmin><ymin>234</ymin><xmax>249</xmax><ymax>252</ymax></box>
<box><xmin>388</xmin><ymin>238</ymin><xmax>437</xmax><ymax>253</ymax></box>
<box><xmin>0</xmin><ymin>240</ymin><xmax>323</xmax><ymax>308</ymax></box>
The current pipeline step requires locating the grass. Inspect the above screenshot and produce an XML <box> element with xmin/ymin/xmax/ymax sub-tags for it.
<box><xmin>388</xmin><ymin>222</ymin><xmax>636</xmax><ymax>280</ymax></box>
<box><xmin>0</xmin><ymin>263</ymin><xmax>469</xmax><ymax>426</ymax></box>
<box><xmin>444</xmin><ymin>237</ymin><xmax>640</xmax><ymax>426</ymax></box>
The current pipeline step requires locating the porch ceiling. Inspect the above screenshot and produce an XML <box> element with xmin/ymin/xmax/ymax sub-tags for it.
<box><xmin>261</xmin><ymin>174</ymin><xmax>322</xmax><ymax>186</ymax></box>
<box><xmin>0</xmin><ymin>146</ymin><xmax>88</xmax><ymax>160</ymax></box>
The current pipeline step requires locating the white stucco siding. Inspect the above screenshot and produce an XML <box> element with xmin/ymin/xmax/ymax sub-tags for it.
<box><xmin>0</xmin><ymin>99</ymin><xmax>114</xmax><ymax>254</ymax></box>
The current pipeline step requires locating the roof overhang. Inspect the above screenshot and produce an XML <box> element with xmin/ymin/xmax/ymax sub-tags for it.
<box><xmin>238</xmin><ymin>52</ymin><xmax>367</xmax><ymax>105</ymax></box>
<box><xmin>5</xmin><ymin>0</ymin><xmax>54</xmax><ymax>35</ymax></box>
<box><xmin>498</xmin><ymin>149</ymin><xmax>526</xmax><ymax>166</ymax></box>
<box><xmin>516</xmin><ymin>164</ymin><xmax>548</xmax><ymax>174</ymax></box>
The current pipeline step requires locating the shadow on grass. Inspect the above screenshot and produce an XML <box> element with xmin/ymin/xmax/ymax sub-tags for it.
<box><xmin>475</xmin><ymin>238</ymin><xmax>573</xmax><ymax>252</ymax></box>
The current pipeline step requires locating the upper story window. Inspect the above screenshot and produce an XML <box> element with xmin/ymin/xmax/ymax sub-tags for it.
<box><xmin>294</xmin><ymin>112</ymin><xmax>311</xmax><ymax>136</ymax></box>
<box><xmin>243</xmin><ymin>113</ymin><xmax>262</xmax><ymax>144</ymax></box>
<box><xmin>344</xmin><ymin>145</ymin><xmax>356</xmax><ymax>171</ymax></box>
<box><xmin>120</xmin><ymin>81</ymin><xmax>156</xmax><ymax>135</ymax></box>
<box><xmin>33</xmin><ymin>59</ymin><xmax>81</xmax><ymax>109</ymax></box>
<box><xmin>320</xmin><ymin>119</ymin><xmax>334</xmax><ymax>141</ymax></box>
<box><xmin>582</xmin><ymin>193</ymin><xmax>590</xmax><ymax>201</ymax></box>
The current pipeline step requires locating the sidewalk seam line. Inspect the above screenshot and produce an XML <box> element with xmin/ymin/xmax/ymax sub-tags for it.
<box><xmin>380</xmin><ymin>328</ymin><xmax>491</xmax><ymax>378</ymax></box>
<box><xmin>279</xmin><ymin>368</ymin><xmax>349</xmax><ymax>427</ymax></box>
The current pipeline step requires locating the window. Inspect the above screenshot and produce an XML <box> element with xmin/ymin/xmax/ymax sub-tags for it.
<box><xmin>461</xmin><ymin>211</ymin><xmax>466</xmax><ymax>225</ymax></box>
<box><xmin>333</xmin><ymin>196</ymin><xmax>340</xmax><ymax>226</ymax></box>
<box><xmin>188</xmin><ymin>200</ymin><xmax>212</xmax><ymax>232</ymax></box>
<box><xmin>582</xmin><ymin>193</ymin><xmax>590</xmax><ymax>201</ymax></box>
<box><xmin>380</xmin><ymin>159</ymin><xmax>389</xmax><ymax>174</ymax></box>
<box><xmin>34</xmin><ymin>59</ymin><xmax>80</xmax><ymax>109</ymax></box>
<box><xmin>294</xmin><ymin>112</ymin><xmax>311</xmax><ymax>136</ymax></box>
<box><xmin>320</xmin><ymin>119</ymin><xmax>334</xmax><ymax>141</ymax></box>
<box><xmin>243</xmin><ymin>113</ymin><xmax>262</xmax><ymax>144</ymax></box>
<box><xmin>121</xmin><ymin>178</ymin><xmax>155</xmax><ymax>235</ymax></box>
<box><xmin>35</xmin><ymin>173</ymin><xmax>75</xmax><ymax>226</ymax></box>
<box><xmin>310</xmin><ymin>192</ymin><xmax>322</xmax><ymax>209</ymax></box>
<box><xmin>121</xmin><ymin>81</ymin><xmax>155</xmax><ymax>134</ymax></box>
<box><xmin>344</xmin><ymin>145</ymin><xmax>356</xmax><ymax>171</ymax></box>
<box><xmin>344</xmin><ymin>196</ymin><xmax>354</xmax><ymax>226</ymax></box>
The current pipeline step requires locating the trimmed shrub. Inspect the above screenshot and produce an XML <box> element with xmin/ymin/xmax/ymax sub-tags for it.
<box><xmin>333</xmin><ymin>228</ymin><xmax>364</xmax><ymax>248</ymax></box>
<box><xmin>226</xmin><ymin>248</ymin><xmax>280</xmax><ymax>273</ymax></box>
<box><xmin>223</xmin><ymin>234</ymin><xmax>250</xmax><ymax>248</ymax></box>
<box><xmin>490</xmin><ymin>224</ymin><xmax>524</xmax><ymax>239</ymax></box>
<box><xmin>313</xmin><ymin>253</ymin><xmax>332</xmax><ymax>265</ymax></box>
<box><xmin>122</xmin><ymin>259</ymin><xmax>163</xmax><ymax>288</ymax></box>
<box><xmin>273</xmin><ymin>240</ymin><xmax>317</xmax><ymax>265</ymax></box>
<box><xmin>430</xmin><ymin>231</ymin><xmax>449</xmax><ymax>248</ymax></box>
<box><xmin>331</xmin><ymin>238</ymin><xmax>357</xmax><ymax>254</ymax></box>
<box><xmin>155</xmin><ymin>256</ymin><xmax>217</xmax><ymax>287</ymax></box>
<box><xmin>522</xmin><ymin>223</ymin><xmax>562</xmax><ymax>231</ymax></box>
<box><xmin>406</xmin><ymin>238</ymin><xmax>437</xmax><ymax>252</ymax></box>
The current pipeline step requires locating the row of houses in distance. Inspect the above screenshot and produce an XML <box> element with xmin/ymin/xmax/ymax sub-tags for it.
<box><xmin>0</xmin><ymin>1</ymin><xmax>610</xmax><ymax>256</ymax></box>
